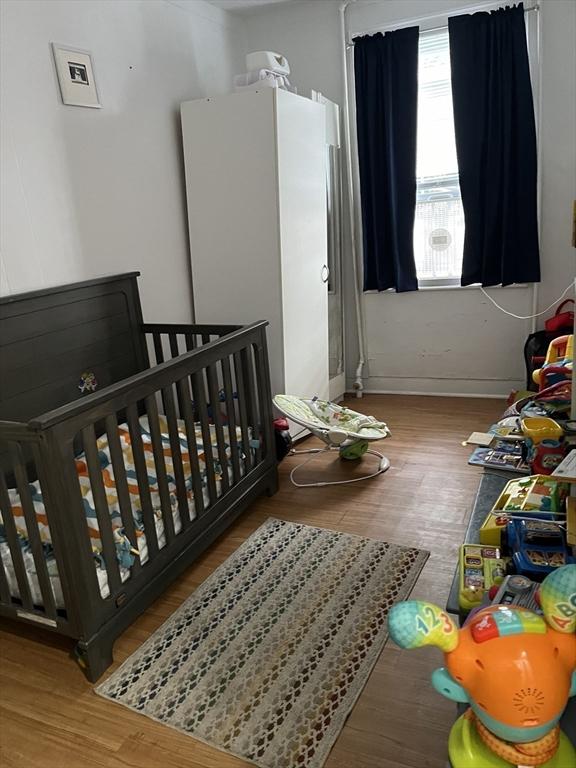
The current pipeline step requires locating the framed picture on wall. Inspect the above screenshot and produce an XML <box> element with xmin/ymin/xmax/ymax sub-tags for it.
<box><xmin>51</xmin><ymin>44</ymin><xmax>101</xmax><ymax>108</ymax></box>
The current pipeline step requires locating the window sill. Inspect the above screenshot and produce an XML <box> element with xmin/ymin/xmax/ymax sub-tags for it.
<box><xmin>417</xmin><ymin>283</ymin><xmax>530</xmax><ymax>292</ymax></box>
<box><xmin>364</xmin><ymin>283</ymin><xmax>531</xmax><ymax>294</ymax></box>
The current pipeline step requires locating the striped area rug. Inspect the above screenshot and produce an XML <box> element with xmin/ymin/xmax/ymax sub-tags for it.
<box><xmin>96</xmin><ymin>518</ymin><xmax>429</xmax><ymax>768</ymax></box>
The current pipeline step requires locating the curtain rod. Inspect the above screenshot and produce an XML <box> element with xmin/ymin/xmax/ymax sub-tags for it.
<box><xmin>347</xmin><ymin>2</ymin><xmax>539</xmax><ymax>46</ymax></box>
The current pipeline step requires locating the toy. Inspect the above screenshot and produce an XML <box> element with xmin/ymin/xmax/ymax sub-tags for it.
<box><xmin>527</xmin><ymin>440</ymin><xmax>567</xmax><ymax>475</ymax></box>
<box><xmin>479</xmin><ymin>475</ymin><xmax>569</xmax><ymax>546</ymax></box>
<box><xmin>532</xmin><ymin>334</ymin><xmax>573</xmax><ymax>391</ymax></box>
<box><xmin>339</xmin><ymin>440</ymin><xmax>369</xmax><ymax>460</ymax></box>
<box><xmin>273</xmin><ymin>417</ymin><xmax>292</xmax><ymax>461</ymax></box>
<box><xmin>521</xmin><ymin>417</ymin><xmax>564</xmax><ymax>445</ymax></box>
<box><xmin>504</xmin><ymin>519</ymin><xmax>576</xmax><ymax>582</ymax></box>
<box><xmin>388</xmin><ymin>565</ymin><xmax>576</xmax><ymax>768</ymax></box>
<box><xmin>494</xmin><ymin>474</ymin><xmax>567</xmax><ymax>514</ymax></box>
<box><xmin>491</xmin><ymin>573</ymin><xmax>541</xmax><ymax>612</ymax></box>
<box><xmin>459</xmin><ymin>544</ymin><xmax>508</xmax><ymax>611</ymax></box>
<box><xmin>480</xmin><ymin>513</ymin><xmax>515</xmax><ymax>547</ymax></box>
<box><xmin>468</xmin><ymin>440</ymin><xmax>530</xmax><ymax>473</ymax></box>
<box><xmin>521</xmin><ymin>417</ymin><xmax>566</xmax><ymax>475</ymax></box>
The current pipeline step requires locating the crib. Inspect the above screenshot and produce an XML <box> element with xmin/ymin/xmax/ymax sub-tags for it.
<box><xmin>0</xmin><ymin>273</ymin><xmax>277</xmax><ymax>681</ymax></box>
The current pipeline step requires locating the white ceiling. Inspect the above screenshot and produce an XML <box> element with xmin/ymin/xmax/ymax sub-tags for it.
<box><xmin>207</xmin><ymin>0</ymin><xmax>298</xmax><ymax>13</ymax></box>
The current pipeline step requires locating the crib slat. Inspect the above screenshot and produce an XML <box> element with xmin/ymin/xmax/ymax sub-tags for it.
<box><xmin>152</xmin><ymin>332</ymin><xmax>164</xmax><ymax>365</ymax></box>
<box><xmin>176</xmin><ymin>378</ymin><xmax>205</xmax><ymax>518</ymax></box>
<box><xmin>184</xmin><ymin>332</ymin><xmax>197</xmax><ymax>352</ymax></box>
<box><xmin>162</xmin><ymin>385</ymin><xmax>190</xmax><ymax>530</ymax></box>
<box><xmin>241</xmin><ymin>345</ymin><xmax>262</xmax><ymax>463</ymax></box>
<box><xmin>81</xmin><ymin>424</ymin><xmax>122</xmax><ymax>596</ymax></box>
<box><xmin>144</xmin><ymin>395</ymin><xmax>175</xmax><ymax>544</ymax></box>
<box><xmin>205</xmin><ymin>360</ymin><xmax>230</xmax><ymax>495</ymax></box>
<box><xmin>126</xmin><ymin>404</ymin><xmax>159</xmax><ymax>560</ymax></box>
<box><xmin>220</xmin><ymin>356</ymin><xmax>241</xmax><ymax>484</ymax></box>
<box><xmin>0</xmin><ymin>471</ymin><xmax>34</xmax><ymax>610</ymax></box>
<box><xmin>168</xmin><ymin>334</ymin><xmax>185</xmax><ymax>419</ymax></box>
<box><xmin>168</xmin><ymin>334</ymin><xmax>182</xmax><ymax>416</ymax></box>
<box><xmin>168</xmin><ymin>333</ymin><xmax>180</xmax><ymax>360</ymax></box>
<box><xmin>233</xmin><ymin>350</ymin><xmax>253</xmax><ymax>473</ymax></box>
<box><xmin>0</xmin><ymin>549</ymin><xmax>10</xmax><ymax>604</ymax></box>
<box><xmin>191</xmin><ymin>371</ymin><xmax>218</xmax><ymax>506</ymax></box>
<box><xmin>10</xmin><ymin>445</ymin><xmax>57</xmax><ymax>618</ymax></box>
<box><xmin>152</xmin><ymin>334</ymin><xmax>167</xmax><ymax>412</ymax></box>
<box><xmin>105</xmin><ymin>415</ymin><xmax>141</xmax><ymax>577</ymax></box>
<box><xmin>30</xmin><ymin>442</ymin><xmax>72</xmax><ymax>615</ymax></box>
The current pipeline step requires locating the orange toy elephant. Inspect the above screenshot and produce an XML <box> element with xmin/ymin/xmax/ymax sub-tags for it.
<box><xmin>388</xmin><ymin>565</ymin><xmax>576</xmax><ymax>767</ymax></box>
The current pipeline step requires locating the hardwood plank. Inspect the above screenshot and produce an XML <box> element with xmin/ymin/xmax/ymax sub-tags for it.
<box><xmin>104</xmin><ymin>730</ymin><xmax>249</xmax><ymax>768</ymax></box>
<box><xmin>0</xmin><ymin>394</ymin><xmax>503</xmax><ymax>768</ymax></box>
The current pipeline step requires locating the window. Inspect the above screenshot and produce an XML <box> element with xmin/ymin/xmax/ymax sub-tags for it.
<box><xmin>414</xmin><ymin>28</ymin><xmax>464</xmax><ymax>286</ymax></box>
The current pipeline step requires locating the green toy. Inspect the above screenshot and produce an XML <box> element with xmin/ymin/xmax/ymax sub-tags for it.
<box><xmin>339</xmin><ymin>440</ymin><xmax>369</xmax><ymax>460</ymax></box>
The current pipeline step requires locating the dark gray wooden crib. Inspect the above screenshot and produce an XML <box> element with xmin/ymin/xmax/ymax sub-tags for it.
<box><xmin>0</xmin><ymin>273</ymin><xmax>277</xmax><ymax>680</ymax></box>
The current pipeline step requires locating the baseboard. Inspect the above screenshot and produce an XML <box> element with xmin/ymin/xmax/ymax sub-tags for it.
<box><xmin>353</xmin><ymin>389</ymin><xmax>508</xmax><ymax>399</ymax></box>
<box><xmin>345</xmin><ymin>376</ymin><xmax>522</xmax><ymax>399</ymax></box>
<box><xmin>329</xmin><ymin>373</ymin><xmax>346</xmax><ymax>402</ymax></box>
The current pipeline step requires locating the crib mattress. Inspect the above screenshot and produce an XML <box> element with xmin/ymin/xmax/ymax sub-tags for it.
<box><xmin>0</xmin><ymin>415</ymin><xmax>244</xmax><ymax>608</ymax></box>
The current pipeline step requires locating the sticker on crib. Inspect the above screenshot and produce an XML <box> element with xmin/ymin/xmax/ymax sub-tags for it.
<box><xmin>78</xmin><ymin>371</ymin><xmax>98</xmax><ymax>393</ymax></box>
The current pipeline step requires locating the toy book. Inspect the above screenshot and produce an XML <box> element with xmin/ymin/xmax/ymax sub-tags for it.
<box><xmin>465</xmin><ymin>431</ymin><xmax>496</xmax><ymax>447</ymax></box>
<box><xmin>468</xmin><ymin>439</ymin><xmax>530</xmax><ymax>473</ymax></box>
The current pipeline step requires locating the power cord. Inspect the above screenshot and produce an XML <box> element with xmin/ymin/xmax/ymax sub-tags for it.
<box><xmin>480</xmin><ymin>282</ymin><xmax>574</xmax><ymax>320</ymax></box>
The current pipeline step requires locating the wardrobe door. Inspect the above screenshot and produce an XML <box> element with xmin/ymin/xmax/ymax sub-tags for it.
<box><xmin>181</xmin><ymin>91</ymin><xmax>285</xmax><ymax>395</ymax></box>
<box><xmin>275</xmin><ymin>89</ymin><xmax>329</xmax><ymax>405</ymax></box>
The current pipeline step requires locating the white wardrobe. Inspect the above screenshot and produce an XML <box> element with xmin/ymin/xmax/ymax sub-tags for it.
<box><xmin>180</xmin><ymin>88</ymin><xmax>329</xmax><ymax>431</ymax></box>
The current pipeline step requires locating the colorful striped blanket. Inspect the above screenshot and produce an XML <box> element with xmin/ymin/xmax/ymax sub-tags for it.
<box><xmin>2</xmin><ymin>415</ymin><xmax>244</xmax><ymax>571</ymax></box>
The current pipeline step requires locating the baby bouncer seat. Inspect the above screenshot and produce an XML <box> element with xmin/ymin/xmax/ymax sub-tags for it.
<box><xmin>273</xmin><ymin>395</ymin><xmax>391</xmax><ymax>487</ymax></box>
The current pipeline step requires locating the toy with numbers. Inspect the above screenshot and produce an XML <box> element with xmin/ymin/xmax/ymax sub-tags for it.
<box><xmin>458</xmin><ymin>544</ymin><xmax>508</xmax><ymax>611</ymax></box>
<box><xmin>388</xmin><ymin>565</ymin><xmax>576</xmax><ymax>768</ymax></box>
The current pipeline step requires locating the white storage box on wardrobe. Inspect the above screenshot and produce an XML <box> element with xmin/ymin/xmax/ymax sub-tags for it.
<box><xmin>181</xmin><ymin>89</ymin><xmax>329</xmax><ymax>437</ymax></box>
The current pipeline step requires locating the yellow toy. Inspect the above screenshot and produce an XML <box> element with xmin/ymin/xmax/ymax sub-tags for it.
<box><xmin>458</xmin><ymin>544</ymin><xmax>508</xmax><ymax>611</ymax></box>
<box><xmin>532</xmin><ymin>334</ymin><xmax>573</xmax><ymax>390</ymax></box>
<box><xmin>480</xmin><ymin>475</ymin><xmax>569</xmax><ymax>546</ymax></box>
<box><xmin>521</xmin><ymin>417</ymin><xmax>564</xmax><ymax>444</ymax></box>
<box><xmin>521</xmin><ymin>417</ymin><xmax>566</xmax><ymax>475</ymax></box>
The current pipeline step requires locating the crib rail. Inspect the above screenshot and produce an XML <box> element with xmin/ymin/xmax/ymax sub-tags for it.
<box><xmin>143</xmin><ymin>324</ymin><xmax>262</xmax><ymax>481</ymax></box>
<box><xmin>0</xmin><ymin>321</ymin><xmax>275</xmax><ymax>645</ymax></box>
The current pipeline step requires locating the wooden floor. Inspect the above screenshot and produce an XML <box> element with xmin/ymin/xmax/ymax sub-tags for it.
<box><xmin>0</xmin><ymin>394</ymin><xmax>504</xmax><ymax>768</ymax></box>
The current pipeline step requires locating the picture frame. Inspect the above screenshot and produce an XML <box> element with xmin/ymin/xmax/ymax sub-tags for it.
<box><xmin>51</xmin><ymin>43</ymin><xmax>101</xmax><ymax>108</ymax></box>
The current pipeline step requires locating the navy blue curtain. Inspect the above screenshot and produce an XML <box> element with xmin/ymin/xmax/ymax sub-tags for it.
<box><xmin>354</xmin><ymin>27</ymin><xmax>419</xmax><ymax>292</ymax></box>
<box><xmin>449</xmin><ymin>4</ymin><xmax>540</xmax><ymax>286</ymax></box>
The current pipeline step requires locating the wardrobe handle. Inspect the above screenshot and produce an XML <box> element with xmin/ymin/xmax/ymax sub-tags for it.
<box><xmin>321</xmin><ymin>264</ymin><xmax>330</xmax><ymax>284</ymax></box>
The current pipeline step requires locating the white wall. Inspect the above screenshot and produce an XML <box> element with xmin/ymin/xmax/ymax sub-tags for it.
<box><xmin>538</xmin><ymin>0</ymin><xmax>576</xmax><ymax>313</ymax></box>
<box><xmin>243</xmin><ymin>0</ymin><xmax>575</xmax><ymax>396</ymax></box>
<box><xmin>0</xmin><ymin>0</ymin><xmax>244</xmax><ymax>321</ymax></box>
